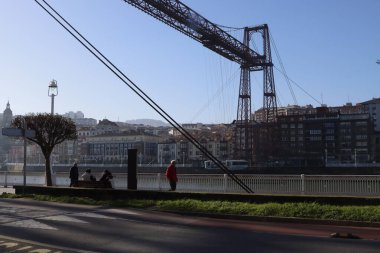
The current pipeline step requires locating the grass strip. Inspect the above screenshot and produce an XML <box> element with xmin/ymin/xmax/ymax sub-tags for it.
<box><xmin>2</xmin><ymin>193</ymin><xmax>380</xmax><ymax>222</ymax></box>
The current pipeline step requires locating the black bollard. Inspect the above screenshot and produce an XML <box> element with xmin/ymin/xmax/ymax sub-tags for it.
<box><xmin>127</xmin><ymin>149</ymin><xmax>137</xmax><ymax>190</ymax></box>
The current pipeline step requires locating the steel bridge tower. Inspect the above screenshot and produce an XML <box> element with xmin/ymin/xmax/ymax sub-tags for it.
<box><xmin>235</xmin><ymin>25</ymin><xmax>277</xmax><ymax>162</ymax></box>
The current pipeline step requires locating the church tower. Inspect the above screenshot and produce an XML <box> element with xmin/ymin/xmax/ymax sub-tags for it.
<box><xmin>2</xmin><ymin>101</ymin><xmax>13</xmax><ymax>127</ymax></box>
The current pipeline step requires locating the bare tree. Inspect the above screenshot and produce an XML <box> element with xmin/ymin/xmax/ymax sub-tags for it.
<box><xmin>13</xmin><ymin>113</ymin><xmax>77</xmax><ymax>186</ymax></box>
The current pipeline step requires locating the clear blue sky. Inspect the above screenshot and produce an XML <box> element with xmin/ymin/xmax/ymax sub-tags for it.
<box><xmin>0</xmin><ymin>0</ymin><xmax>379</xmax><ymax>124</ymax></box>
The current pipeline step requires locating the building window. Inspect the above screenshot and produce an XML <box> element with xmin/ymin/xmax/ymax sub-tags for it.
<box><xmin>342</xmin><ymin>135</ymin><xmax>351</xmax><ymax>140</ymax></box>
<box><xmin>340</xmin><ymin>129</ymin><xmax>351</xmax><ymax>134</ymax></box>
<box><xmin>356</xmin><ymin>141</ymin><xmax>367</xmax><ymax>147</ymax></box>
<box><xmin>310</xmin><ymin>136</ymin><xmax>321</xmax><ymax>141</ymax></box>
<box><xmin>310</xmin><ymin>130</ymin><xmax>321</xmax><ymax>135</ymax></box>
<box><xmin>356</xmin><ymin>135</ymin><xmax>367</xmax><ymax>140</ymax></box>
<box><xmin>326</xmin><ymin>136</ymin><xmax>335</xmax><ymax>141</ymax></box>
<box><xmin>355</xmin><ymin>121</ymin><xmax>367</xmax><ymax>126</ymax></box>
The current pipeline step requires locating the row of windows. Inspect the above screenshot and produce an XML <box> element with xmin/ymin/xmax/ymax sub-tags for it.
<box><xmin>88</xmin><ymin>143</ymin><xmax>156</xmax><ymax>156</ymax></box>
<box><xmin>283</xmin><ymin>129</ymin><xmax>337</xmax><ymax>135</ymax></box>
<box><xmin>309</xmin><ymin>130</ymin><xmax>321</xmax><ymax>135</ymax></box>
<box><xmin>309</xmin><ymin>136</ymin><xmax>321</xmax><ymax>141</ymax></box>
<box><xmin>340</xmin><ymin>121</ymin><xmax>368</xmax><ymax>126</ymax></box>
<box><xmin>324</xmin><ymin>122</ymin><xmax>335</xmax><ymax>128</ymax></box>
<box><xmin>281</xmin><ymin>124</ymin><xmax>303</xmax><ymax>129</ymax></box>
<box><xmin>356</xmin><ymin>135</ymin><xmax>368</xmax><ymax>140</ymax></box>
<box><xmin>356</xmin><ymin>141</ymin><xmax>368</xmax><ymax>147</ymax></box>
<box><xmin>280</xmin><ymin>136</ymin><xmax>370</xmax><ymax>145</ymax></box>
<box><xmin>281</xmin><ymin>130</ymin><xmax>303</xmax><ymax>135</ymax></box>
<box><xmin>281</xmin><ymin>121</ymin><xmax>369</xmax><ymax>130</ymax></box>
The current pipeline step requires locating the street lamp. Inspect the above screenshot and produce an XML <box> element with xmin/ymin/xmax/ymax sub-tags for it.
<box><xmin>48</xmin><ymin>79</ymin><xmax>58</xmax><ymax>186</ymax></box>
<box><xmin>48</xmin><ymin>79</ymin><xmax>58</xmax><ymax>115</ymax></box>
<box><xmin>22</xmin><ymin>117</ymin><xmax>26</xmax><ymax>193</ymax></box>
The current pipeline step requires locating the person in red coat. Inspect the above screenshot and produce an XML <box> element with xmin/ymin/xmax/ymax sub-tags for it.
<box><xmin>166</xmin><ymin>160</ymin><xmax>178</xmax><ymax>191</ymax></box>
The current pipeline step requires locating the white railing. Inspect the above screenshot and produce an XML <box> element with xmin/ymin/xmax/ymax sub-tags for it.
<box><xmin>1</xmin><ymin>172</ymin><xmax>380</xmax><ymax>196</ymax></box>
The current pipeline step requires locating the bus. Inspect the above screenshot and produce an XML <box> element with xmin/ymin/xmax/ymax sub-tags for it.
<box><xmin>224</xmin><ymin>160</ymin><xmax>249</xmax><ymax>170</ymax></box>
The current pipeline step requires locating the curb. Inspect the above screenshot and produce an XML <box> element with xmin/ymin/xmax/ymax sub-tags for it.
<box><xmin>158</xmin><ymin>209</ymin><xmax>380</xmax><ymax>228</ymax></box>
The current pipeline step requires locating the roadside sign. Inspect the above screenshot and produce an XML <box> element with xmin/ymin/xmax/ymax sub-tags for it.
<box><xmin>2</xmin><ymin>128</ymin><xmax>36</xmax><ymax>138</ymax></box>
<box><xmin>25</xmin><ymin>130</ymin><xmax>36</xmax><ymax>138</ymax></box>
<box><xmin>2</xmin><ymin>128</ymin><xmax>23</xmax><ymax>136</ymax></box>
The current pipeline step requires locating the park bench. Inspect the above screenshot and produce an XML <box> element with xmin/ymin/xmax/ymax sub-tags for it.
<box><xmin>76</xmin><ymin>180</ymin><xmax>107</xmax><ymax>188</ymax></box>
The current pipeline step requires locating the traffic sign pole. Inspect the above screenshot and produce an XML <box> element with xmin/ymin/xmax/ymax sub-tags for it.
<box><xmin>1</xmin><ymin>119</ymin><xmax>35</xmax><ymax>193</ymax></box>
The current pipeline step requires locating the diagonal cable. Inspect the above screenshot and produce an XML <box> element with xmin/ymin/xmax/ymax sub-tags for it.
<box><xmin>34</xmin><ymin>0</ymin><xmax>254</xmax><ymax>193</ymax></box>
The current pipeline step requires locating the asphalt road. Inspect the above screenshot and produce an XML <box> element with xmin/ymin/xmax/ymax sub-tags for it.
<box><xmin>0</xmin><ymin>198</ymin><xmax>380</xmax><ymax>253</ymax></box>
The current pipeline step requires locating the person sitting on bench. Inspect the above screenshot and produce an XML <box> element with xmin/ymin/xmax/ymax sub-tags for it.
<box><xmin>81</xmin><ymin>169</ymin><xmax>96</xmax><ymax>181</ymax></box>
<box><xmin>99</xmin><ymin>169</ymin><xmax>113</xmax><ymax>188</ymax></box>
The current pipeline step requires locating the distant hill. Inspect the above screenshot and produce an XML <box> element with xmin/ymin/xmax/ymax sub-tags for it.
<box><xmin>125</xmin><ymin>119</ymin><xmax>170</xmax><ymax>127</ymax></box>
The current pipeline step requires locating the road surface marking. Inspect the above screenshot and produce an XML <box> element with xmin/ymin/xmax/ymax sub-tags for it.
<box><xmin>29</xmin><ymin>249</ymin><xmax>52</xmax><ymax>253</ymax></box>
<box><xmin>3</xmin><ymin>219</ymin><xmax>57</xmax><ymax>230</ymax></box>
<box><xmin>12</xmin><ymin>245</ymin><xmax>33</xmax><ymax>251</ymax></box>
<box><xmin>0</xmin><ymin>241</ymin><xmax>18</xmax><ymax>248</ymax></box>
<box><xmin>72</xmin><ymin>212</ymin><xmax>116</xmax><ymax>219</ymax></box>
<box><xmin>38</xmin><ymin>215</ymin><xmax>88</xmax><ymax>223</ymax></box>
<box><xmin>105</xmin><ymin>209</ymin><xmax>140</xmax><ymax>215</ymax></box>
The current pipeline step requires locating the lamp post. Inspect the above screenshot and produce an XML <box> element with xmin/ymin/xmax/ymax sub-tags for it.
<box><xmin>48</xmin><ymin>79</ymin><xmax>58</xmax><ymax>186</ymax></box>
<box><xmin>48</xmin><ymin>79</ymin><xmax>58</xmax><ymax>115</ymax></box>
<box><xmin>22</xmin><ymin>117</ymin><xmax>26</xmax><ymax>193</ymax></box>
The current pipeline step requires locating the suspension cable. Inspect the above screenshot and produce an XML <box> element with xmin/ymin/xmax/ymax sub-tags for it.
<box><xmin>268</xmin><ymin>32</ymin><xmax>322</xmax><ymax>106</ymax></box>
<box><xmin>34</xmin><ymin>0</ymin><xmax>254</xmax><ymax>193</ymax></box>
<box><xmin>269</xmin><ymin>31</ymin><xmax>298</xmax><ymax>105</ymax></box>
<box><xmin>273</xmin><ymin>66</ymin><xmax>322</xmax><ymax>106</ymax></box>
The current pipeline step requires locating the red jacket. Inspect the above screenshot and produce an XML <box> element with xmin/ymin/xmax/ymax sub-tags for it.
<box><xmin>166</xmin><ymin>164</ymin><xmax>178</xmax><ymax>182</ymax></box>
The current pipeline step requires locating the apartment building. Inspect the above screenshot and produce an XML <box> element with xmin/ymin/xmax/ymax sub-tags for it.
<box><xmin>273</xmin><ymin>107</ymin><xmax>373</xmax><ymax>166</ymax></box>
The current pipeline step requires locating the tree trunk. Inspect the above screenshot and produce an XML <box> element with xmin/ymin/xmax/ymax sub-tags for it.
<box><xmin>45</xmin><ymin>155</ymin><xmax>52</xmax><ymax>186</ymax></box>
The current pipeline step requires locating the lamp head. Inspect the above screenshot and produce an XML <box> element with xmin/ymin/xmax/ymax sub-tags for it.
<box><xmin>48</xmin><ymin>79</ymin><xmax>58</xmax><ymax>96</ymax></box>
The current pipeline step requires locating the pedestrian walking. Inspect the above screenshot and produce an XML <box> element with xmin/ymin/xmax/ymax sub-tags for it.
<box><xmin>166</xmin><ymin>160</ymin><xmax>178</xmax><ymax>191</ymax></box>
<box><xmin>69</xmin><ymin>162</ymin><xmax>79</xmax><ymax>187</ymax></box>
